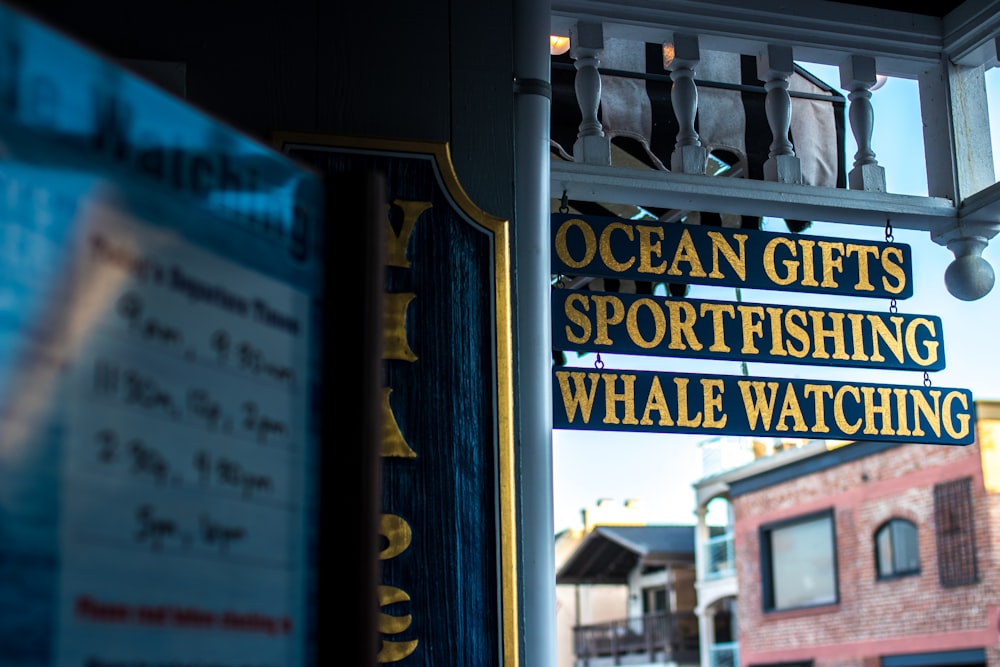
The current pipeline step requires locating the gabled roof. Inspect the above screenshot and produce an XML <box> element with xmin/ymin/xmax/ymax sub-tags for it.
<box><xmin>555</xmin><ymin>525</ymin><xmax>694</xmax><ymax>585</ymax></box>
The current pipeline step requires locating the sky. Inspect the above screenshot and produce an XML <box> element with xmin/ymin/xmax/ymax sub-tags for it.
<box><xmin>551</xmin><ymin>63</ymin><xmax>1000</xmax><ymax>533</ymax></box>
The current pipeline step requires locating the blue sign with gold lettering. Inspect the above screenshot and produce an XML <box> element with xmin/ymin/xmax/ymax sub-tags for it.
<box><xmin>0</xmin><ymin>4</ymin><xmax>324</xmax><ymax>665</ymax></box>
<box><xmin>553</xmin><ymin>368</ymin><xmax>975</xmax><ymax>445</ymax></box>
<box><xmin>552</xmin><ymin>290</ymin><xmax>945</xmax><ymax>371</ymax></box>
<box><xmin>551</xmin><ymin>213</ymin><xmax>913</xmax><ymax>299</ymax></box>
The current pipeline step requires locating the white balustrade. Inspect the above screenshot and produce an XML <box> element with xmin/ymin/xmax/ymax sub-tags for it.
<box><xmin>570</xmin><ymin>21</ymin><xmax>611</xmax><ymax>165</ymax></box>
<box><xmin>841</xmin><ymin>55</ymin><xmax>886</xmax><ymax>192</ymax></box>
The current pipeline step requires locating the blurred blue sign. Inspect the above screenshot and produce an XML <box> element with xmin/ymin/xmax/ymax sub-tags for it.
<box><xmin>0</xmin><ymin>4</ymin><xmax>324</xmax><ymax>665</ymax></box>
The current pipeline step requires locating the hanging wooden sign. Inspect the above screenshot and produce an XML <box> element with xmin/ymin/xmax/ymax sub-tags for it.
<box><xmin>551</xmin><ymin>213</ymin><xmax>913</xmax><ymax>299</ymax></box>
<box><xmin>552</xmin><ymin>368</ymin><xmax>975</xmax><ymax>445</ymax></box>
<box><xmin>552</xmin><ymin>290</ymin><xmax>945</xmax><ymax>371</ymax></box>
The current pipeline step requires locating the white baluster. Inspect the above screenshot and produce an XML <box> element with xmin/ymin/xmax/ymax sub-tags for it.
<box><xmin>570</xmin><ymin>22</ymin><xmax>611</xmax><ymax>165</ymax></box>
<box><xmin>757</xmin><ymin>45</ymin><xmax>802</xmax><ymax>184</ymax></box>
<box><xmin>840</xmin><ymin>55</ymin><xmax>886</xmax><ymax>192</ymax></box>
<box><xmin>667</xmin><ymin>34</ymin><xmax>707</xmax><ymax>174</ymax></box>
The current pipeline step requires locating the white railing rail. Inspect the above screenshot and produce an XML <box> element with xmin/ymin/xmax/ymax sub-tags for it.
<box><xmin>703</xmin><ymin>532</ymin><xmax>736</xmax><ymax>580</ymax></box>
<box><xmin>709</xmin><ymin>641</ymin><xmax>740</xmax><ymax>667</ymax></box>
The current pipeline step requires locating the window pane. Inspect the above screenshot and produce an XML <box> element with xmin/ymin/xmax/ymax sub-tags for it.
<box><xmin>877</xmin><ymin>525</ymin><xmax>894</xmax><ymax>575</ymax></box>
<box><xmin>891</xmin><ymin>520</ymin><xmax>919</xmax><ymax>573</ymax></box>
<box><xmin>770</xmin><ymin>516</ymin><xmax>836</xmax><ymax>608</ymax></box>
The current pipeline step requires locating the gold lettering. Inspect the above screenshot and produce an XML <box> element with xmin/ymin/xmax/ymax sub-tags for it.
<box><xmin>384</xmin><ymin>293</ymin><xmax>418</xmax><ymax>362</ymax></box>
<box><xmin>378</xmin><ymin>586</ymin><xmax>413</xmax><ymax>634</ymax></box>
<box><xmin>592</xmin><ymin>295</ymin><xmax>625</xmax><ymax>345</ymax></box>
<box><xmin>381</xmin><ymin>388</ymin><xmax>416</xmax><ymax>458</ymax></box>
<box><xmin>776</xmin><ymin>383</ymin><xmax>808</xmax><ymax>432</ymax></box>
<box><xmin>766</xmin><ymin>307</ymin><xmax>787</xmax><ymax>357</ymax></box>
<box><xmin>675</xmin><ymin>377</ymin><xmax>703</xmax><ymax>427</ymax></box>
<box><xmin>784</xmin><ymin>309</ymin><xmax>810</xmax><ymax>358</ymax></box>
<box><xmin>904</xmin><ymin>317</ymin><xmax>939</xmax><ymax>367</ymax></box>
<box><xmin>799</xmin><ymin>239</ymin><xmax>819</xmax><ymax>287</ymax></box>
<box><xmin>834</xmin><ymin>385</ymin><xmax>862</xmax><ymax>434</ymax></box>
<box><xmin>707</xmin><ymin>231</ymin><xmax>747</xmax><ymax>280</ymax></box>
<box><xmin>637</xmin><ymin>225</ymin><xmax>668</xmax><ymax>275</ymax></box>
<box><xmin>640</xmin><ymin>376</ymin><xmax>675</xmax><ymax>426</ymax></box>
<box><xmin>702</xmin><ymin>379</ymin><xmax>727</xmax><ymax>428</ymax></box>
<box><xmin>881</xmin><ymin>246</ymin><xmax>907</xmax><ymax>295</ymax></box>
<box><xmin>599</xmin><ymin>222</ymin><xmax>636</xmax><ymax>272</ymax></box>
<box><xmin>910</xmin><ymin>389</ymin><xmax>942</xmax><ymax>438</ymax></box>
<box><xmin>861</xmin><ymin>386</ymin><xmax>896</xmax><ymax>435</ymax></box>
<box><xmin>697</xmin><ymin>302</ymin><xmax>731</xmax><ymax>352</ymax></box>
<box><xmin>803</xmin><ymin>384</ymin><xmax>833</xmax><ymax>433</ymax></box>
<box><xmin>377</xmin><ymin>640</ymin><xmax>419</xmax><ymax>663</ymax></box>
<box><xmin>808</xmin><ymin>310</ymin><xmax>849</xmax><ymax>360</ymax></box>
<box><xmin>627</xmin><ymin>298</ymin><xmax>666</xmax><ymax>349</ymax></box>
<box><xmin>846</xmin><ymin>244</ymin><xmax>879</xmax><ymax>291</ymax></box>
<box><xmin>818</xmin><ymin>241</ymin><xmax>845</xmax><ymax>288</ymax></box>
<box><xmin>386</xmin><ymin>200</ymin><xmax>431</xmax><ymax>268</ymax></box>
<box><xmin>668</xmin><ymin>300</ymin><xmax>703</xmax><ymax>351</ymax></box>
<box><xmin>847</xmin><ymin>312</ymin><xmax>869</xmax><ymax>361</ymax></box>
<box><xmin>738</xmin><ymin>305</ymin><xmax>766</xmax><ymax>354</ymax></box>
<box><xmin>763</xmin><ymin>237</ymin><xmax>798</xmax><ymax>286</ymax></box>
<box><xmin>379</xmin><ymin>514</ymin><xmax>413</xmax><ymax>560</ymax></box>
<box><xmin>943</xmin><ymin>391</ymin><xmax>971</xmax><ymax>440</ymax></box>
<box><xmin>563</xmin><ymin>293</ymin><xmax>592</xmax><ymax>345</ymax></box>
<box><xmin>893</xmin><ymin>388</ymin><xmax>912</xmax><ymax>436</ymax></box>
<box><xmin>376</xmin><ymin>586</ymin><xmax>419</xmax><ymax>663</ymax></box>
<box><xmin>556</xmin><ymin>371</ymin><xmax>601</xmax><ymax>424</ymax></box>
<box><xmin>554</xmin><ymin>217</ymin><xmax>596</xmax><ymax>270</ymax></box>
<box><xmin>604</xmin><ymin>373</ymin><xmax>638</xmax><ymax>425</ymax></box>
<box><xmin>867</xmin><ymin>314</ymin><xmax>905</xmax><ymax>363</ymax></box>
<box><xmin>738</xmin><ymin>380</ymin><xmax>779</xmax><ymax>430</ymax></box>
<box><xmin>667</xmin><ymin>229</ymin><xmax>707</xmax><ymax>278</ymax></box>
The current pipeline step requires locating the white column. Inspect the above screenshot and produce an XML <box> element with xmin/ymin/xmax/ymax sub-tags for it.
<box><xmin>921</xmin><ymin>55</ymin><xmax>997</xmax><ymax>300</ymax></box>
<box><xmin>840</xmin><ymin>55</ymin><xmax>886</xmax><ymax>192</ymax></box>
<box><xmin>570</xmin><ymin>21</ymin><xmax>611</xmax><ymax>165</ymax></box>
<box><xmin>512</xmin><ymin>0</ymin><xmax>556</xmax><ymax>663</ymax></box>
<box><xmin>757</xmin><ymin>45</ymin><xmax>801</xmax><ymax>184</ymax></box>
<box><xmin>668</xmin><ymin>33</ymin><xmax>707</xmax><ymax>174</ymax></box>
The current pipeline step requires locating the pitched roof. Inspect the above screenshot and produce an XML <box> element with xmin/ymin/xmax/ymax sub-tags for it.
<box><xmin>555</xmin><ymin>524</ymin><xmax>694</xmax><ymax>585</ymax></box>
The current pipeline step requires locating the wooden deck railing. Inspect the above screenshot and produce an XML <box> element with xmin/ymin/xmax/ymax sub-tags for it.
<box><xmin>572</xmin><ymin>610</ymin><xmax>699</xmax><ymax>664</ymax></box>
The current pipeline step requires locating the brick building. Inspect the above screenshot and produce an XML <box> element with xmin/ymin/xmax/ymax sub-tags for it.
<box><xmin>694</xmin><ymin>401</ymin><xmax>1000</xmax><ymax>667</ymax></box>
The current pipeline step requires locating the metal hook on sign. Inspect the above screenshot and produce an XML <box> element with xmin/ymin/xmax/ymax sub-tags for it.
<box><xmin>594</xmin><ymin>352</ymin><xmax>604</xmax><ymax>370</ymax></box>
<box><xmin>560</xmin><ymin>190</ymin><xmax>569</xmax><ymax>214</ymax></box>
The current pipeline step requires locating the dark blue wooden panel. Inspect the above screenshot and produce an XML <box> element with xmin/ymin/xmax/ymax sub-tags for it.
<box><xmin>289</xmin><ymin>144</ymin><xmax>503</xmax><ymax>667</ymax></box>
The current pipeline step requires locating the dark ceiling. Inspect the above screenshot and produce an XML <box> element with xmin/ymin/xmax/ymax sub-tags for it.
<box><xmin>835</xmin><ymin>0</ymin><xmax>968</xmax><ymax>17</ymax></box>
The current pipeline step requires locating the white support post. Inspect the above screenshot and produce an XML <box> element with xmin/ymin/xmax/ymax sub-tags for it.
<box><xmin>668</xmin><ymin>33</ymin><xmax>707</xmax><ymax>174</ymax></box>
<box><xmin>570</xmin><ymin>21</ymin><xmax>611</xmax><ymax>165</ymax></box>
<box><xmin>840</xmin><ymin>55</ymin><xmax>886</xmax><ymax>192</ymax></box>
<box><xmin>757</xmin><ymin>45</ymin><xmax>801</xmax><ymax>184</ymax></box>
<box><xmin>921</xmin><ymin>56</ymin><xmax>997</xmax><ymax>299</ymax></box>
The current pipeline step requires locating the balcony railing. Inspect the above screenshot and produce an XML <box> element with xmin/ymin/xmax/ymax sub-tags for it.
<box><xmin>704</xmin><ymin>532</ymin><xmax>735</xmax><ymax>580</ymax></box>
<box><xmin>549</xmin><ymin>2</ymin><xmax>1000</xmax><ymax>295</ymax></box>
<box><xmin>708</xmin><ymin>641</ymin><xmax>739</xmax><ymax>667</ymax></box>
<box><xmin>572</xmin><ymin>610</ymin><xmax>699</xmax><ymax>664</ymax></box>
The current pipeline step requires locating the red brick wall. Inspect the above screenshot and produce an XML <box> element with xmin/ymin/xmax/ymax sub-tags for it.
<box><xmin>733</xmin><ymin>439</ymin><xmax>999</xmax><ymax>667</ymax></box>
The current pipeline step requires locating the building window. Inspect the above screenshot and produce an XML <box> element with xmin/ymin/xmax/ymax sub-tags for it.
<box><xmin>934</xmin><ymin>477</ymin><xmax>978</xmax><ymax>587</ymax></box>
<box><xmin>760</xmin><ymin>509</ymin><xmax>837</xmax><ymax>612</ymax></box>
<box><xmin>875</xmin><ymin>518</ymin><xmax>920</xmax><ymax>579</ymax></box>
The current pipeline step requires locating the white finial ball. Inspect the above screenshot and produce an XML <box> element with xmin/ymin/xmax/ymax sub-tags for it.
<box><xmin>944</xmin><ymin>254</ymin><xmax>995</xmax><ymax>301</ymax></box>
